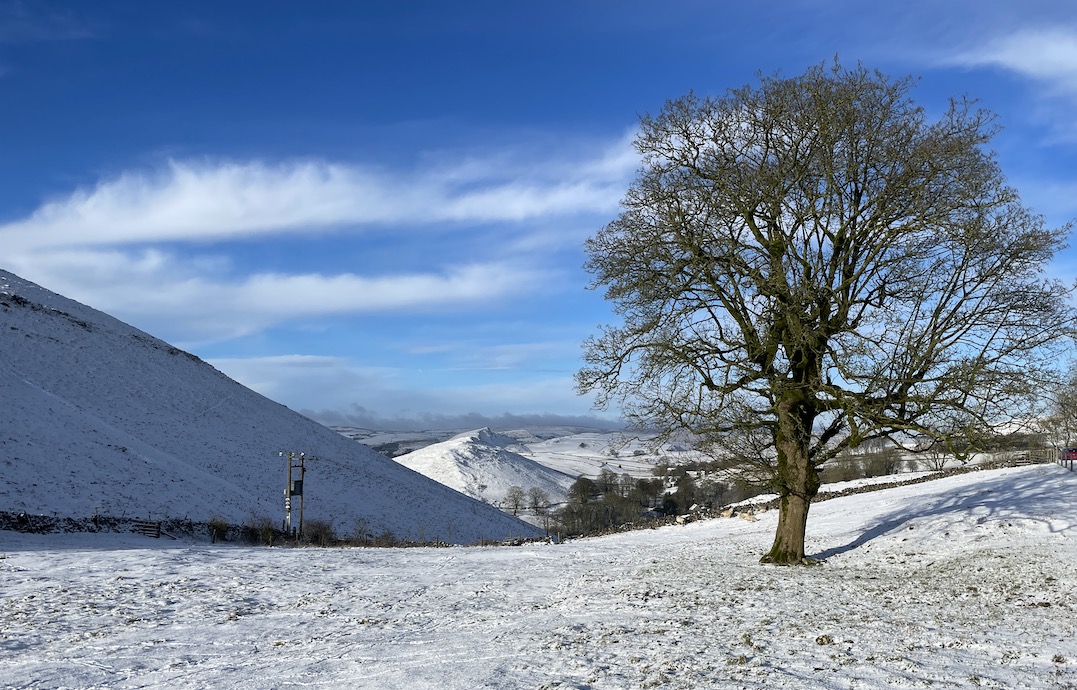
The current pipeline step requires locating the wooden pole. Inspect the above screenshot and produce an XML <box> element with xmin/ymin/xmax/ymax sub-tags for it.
<box><xmin>298</xmin><ymin>453</ymin><xmax>306</xmax><ymax>540</ymax></box>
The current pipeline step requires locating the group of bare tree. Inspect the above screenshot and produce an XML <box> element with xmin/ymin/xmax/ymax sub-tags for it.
<box><xmin>501</xmin><ymin>486</ymin><xmax>551</xmax><ymax>516</ymax></box>
<box><xmin>554</xmin><ymin>464</ymin><xmax>764</xmax><ymax>536</ymax></box>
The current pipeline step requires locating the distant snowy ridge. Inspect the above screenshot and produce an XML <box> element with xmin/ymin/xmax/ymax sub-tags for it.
<box><xmin>0</xmin><ymin>270</ymin><xmax>541</xmax><ymax>544</ymax></box>
<box><xmin>395</xmin><ymin>427</ymin><xmax>577</xmax><ymax>506</ymax></box>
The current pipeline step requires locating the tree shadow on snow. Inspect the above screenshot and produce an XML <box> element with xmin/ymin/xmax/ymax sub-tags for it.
<box><xmin>811</xmin><ymin>466</ymin><xmax>1077</xmax><ymax>561</ymax></box>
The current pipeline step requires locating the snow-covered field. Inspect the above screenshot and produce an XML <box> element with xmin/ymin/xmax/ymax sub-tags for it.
<box><xmin>3</xmin><ymin>464</ymin><xmax>1075</xmax><ymax>689</ymax></box>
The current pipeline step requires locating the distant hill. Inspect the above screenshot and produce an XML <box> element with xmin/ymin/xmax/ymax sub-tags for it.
<box><xmin>330</xmin><ymin>424</ymin><xmax>624</xmax><ymax>458</ymax></box>
<box><xmin>0</xmin><ymin>270</ymin><xmax>541</xmax><ymax>544</ymax></box>
<box><xmin>331</xmin><ymin>427</ymin><xmax>463</xmax><ymax>458</ymax></box>
<box><xmin>395</xmin><ymin>428</ymin><xmax>577</xmax><ymax>507</ymax></box>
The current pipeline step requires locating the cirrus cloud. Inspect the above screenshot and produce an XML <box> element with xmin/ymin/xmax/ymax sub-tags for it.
<box><xmin>949</xmin><ymin>27</ymin><xmax>1077</xmax><ymax>94</ymax></box>
<box><xmin>1</xmin><ymin>133</ymin><xmax>636</xmax><ymax>345</ymax></box>
<box><xmin>0</xmin><ymin>134</ymin><xmax>637</xmax><ymax>252</ymax></box>
<box><xmin>5</xmin><ymin>248</ymin><xmax>556</xmax><ymax>343</ymax></box>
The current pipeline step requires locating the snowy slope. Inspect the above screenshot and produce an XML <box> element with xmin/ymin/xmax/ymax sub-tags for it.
<box><xmin>518</xmin><ymin>431</ymin><xmax>700</xmax><ymax>478</ymax></box>
<box><xmin>394</xmin><ymin>428</ymin><xmax>577</xmax><ymax>505</ymax></box>
<box><xmin>0</xmin><ymin>270</ymin><xmax>540</xmax><ymax>543</ymax></box>
<box><xmin>1</xmin><ymin>464</ymin><xmax>1074</xmax><ymax>689</ymax></box>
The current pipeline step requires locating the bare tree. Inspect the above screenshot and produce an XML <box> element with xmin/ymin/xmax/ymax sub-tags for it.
<box><xmin>920</xmin><ymin>442</ymin><xmax>951</xmax><ymax>472</ymax></box>
<box><xmin>1042</xmin><ymin>364</ymin><xmax>1077</xmax><ymax>450</ymax></box>
<box><xmin>503</xmin><ymin>486</ymin><xmax>526</xmax><ymax>515</ymax></box>
<box><xmin>578</xmin><ymin>62</ymin><xmax>1073</xmax><ymax>565</ymax></box>
<box><xmin>527</xmin><ymin>487</ymin><xmax>551</xmax><ymax>515</ymax></box>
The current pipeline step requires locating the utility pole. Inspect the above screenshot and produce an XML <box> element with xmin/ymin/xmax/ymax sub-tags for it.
<box><xmin>280</xmin><ymin>451</ymin><xmax>307</xmax><ymax>540</ymax></box>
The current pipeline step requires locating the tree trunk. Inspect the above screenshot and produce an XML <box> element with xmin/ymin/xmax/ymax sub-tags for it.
<box><xmin>761</xmin><ymin>392</ymin><xmax>821</xmax><ymax>565</ymax></box>
<box><xmin>762</xmin><ymin>491</ymin><xmax>812</xmax><ymax>564</ymax></box>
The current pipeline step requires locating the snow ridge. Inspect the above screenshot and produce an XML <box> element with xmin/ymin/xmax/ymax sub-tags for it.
<box><xmin>396</xmin><ymin>427</ymin><xmax>577</xmax><ymax>505</ymax></box>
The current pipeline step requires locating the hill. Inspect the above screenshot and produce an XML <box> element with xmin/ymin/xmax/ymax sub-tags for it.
<box><xmin>394</xmin><ymin>428</ymin><xmax>577</xmax><ymax>507</ymax></box>
<box><xmin>0</xmin><ymin>270</ymin><xmax>541</xmax><ymax>544</ymax></box>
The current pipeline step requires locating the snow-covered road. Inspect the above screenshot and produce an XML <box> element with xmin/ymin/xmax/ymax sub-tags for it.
<box><xmin>2</xmin><ymin>465</ymin><xmax>1075</xmax><ymax>689</ymax></box>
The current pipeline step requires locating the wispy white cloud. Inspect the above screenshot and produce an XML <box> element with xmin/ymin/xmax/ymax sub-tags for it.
<box><xmin>1</xmin><ymin>133</ymin><xmax>635</xmax><ymax>344</ymax></box>
<box><xmin>0</xmin><ymin>135</ymin><xmax>636</xmax><ymax>252</ymax></box>
<box><xmin>206</xmin><ymin>355</ymin><xmax>394</xmax><ymax>407</ymax></box>
<box><xmin>207</xmin><ymin>354</ymin><xmax>612</xmax><ymax>423</ymax></box>
<box><xmin>307</xmin><ymin>407</ymin><xmax>623</xmax><ymax>432</ymax></box>
<box><xmin>934</xmin><ymin>24</ymin><xmax>1077</xmax><ymax>143</ymax></box>
<box><xmin>402</xmin><ymin>339</ymin><xmax>579</xmax><ymax>372</ymax></box>
<box><xmin>943</xmin><ymin>25</ymin><xmax>1077</xmax><ymax>102</ymax></box>
<box><xmin>947</xmin><ymin>26</ymin><xmax>1077</xmax><ymax>95</ymax></box>
<box><xmin>6</xmin><ymin>249</ymin><xmax>555</xmax><ymax>342</ymax></box>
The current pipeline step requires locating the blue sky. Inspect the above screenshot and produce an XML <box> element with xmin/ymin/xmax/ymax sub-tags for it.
<box><xmin>3</xmin><ymin>1</ymin><xmax>1077</xmax><ymax>429</ymax></box>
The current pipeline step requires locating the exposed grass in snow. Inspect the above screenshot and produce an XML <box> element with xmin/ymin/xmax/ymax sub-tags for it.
<box><xmin>1</xmin><ymin>465</ymin><xmax>1075</xmax><ymax>689</ymax></box>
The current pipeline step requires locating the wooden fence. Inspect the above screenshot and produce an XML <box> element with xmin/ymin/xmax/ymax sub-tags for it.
<box><xmin>132</xmin><ymin>519</ymin><xmax>162</xmax><ymax>538</ymax></box>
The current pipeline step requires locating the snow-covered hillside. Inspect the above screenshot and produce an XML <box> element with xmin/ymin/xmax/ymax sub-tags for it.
<box><xmin>516</xmin><ymin>431</ymin><xmax>702</xmax><ymax>478</ymax></box>
<box><xmin>340</xmin><ymin>427</ymin><xmax>703</xmax><ymax>482</ymax></box>
<box><xmin>1</xmin><ymin>464</ymin><xmax>1074</xmax><ymax>688</ymax></box>
<box><xmin>0</xmin><ymin>270</ymin><xmax>540</xmax><ymax>544</ymax></box>
<box><xmin>394</xmin><ymin>428</ymin><xmax>576</xmax><ymax>506</ymax></box>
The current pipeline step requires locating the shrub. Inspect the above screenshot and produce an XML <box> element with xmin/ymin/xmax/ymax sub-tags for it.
<box><xmin>208</xmin><ymin>516</ymin><xmax>230</xmax><ymax>542</ymax></box>
<box><xmin>349</xmin><ymin>518</ymin><xmax>373</xmax><ymax>544</ymax></box>
<box><xmin>374</xmin><ymin>530</ymin><xmax>398</xmax><ymax>547</ymax></box>
<box><xmin>242</xmin><ymin>515</ymin><xmax>277</xmax><ymax>545</ymax></box>
<box><xmin>303</xmin><ymin>519</ymin><xmax>336</xmax><ymax>547</ymax></box>
<box><xmin>555</xmin><ymin>493</ymin><xmax>643</xmax><ymax>535</ymax></box>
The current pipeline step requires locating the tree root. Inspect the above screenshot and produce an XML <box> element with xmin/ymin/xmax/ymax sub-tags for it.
<box><xmin>759</xmin><ymin>554</ymin><xmax>821</xmax><ymax>566</ymax></box>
